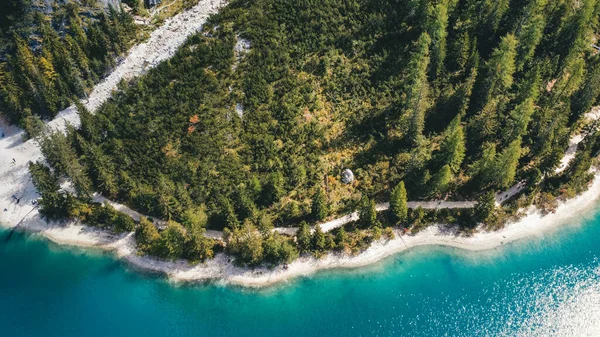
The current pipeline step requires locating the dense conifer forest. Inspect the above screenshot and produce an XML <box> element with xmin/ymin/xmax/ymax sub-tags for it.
<box><xmin>14</xmin><ymin>0</ymin><xmax>600</xmax><ymax>266</ymax></box>
<box><xmin>0</xmin><ymin>0</ymin><xmax>138</xmax><ymax>129</ymax></box>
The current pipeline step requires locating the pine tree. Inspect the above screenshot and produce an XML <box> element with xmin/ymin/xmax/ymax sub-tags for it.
<box><xmin>185</xmin><ymin>229</ymin><xmax>214</xmax><ymax>262</ymax></box>
<box><xmin>262</xmin><ymin>171</ymin><xmax>285</xmax><ymax>205</ymax></box>
<box><xmin>479</xmin><ymin>0</ymin><xmax>510</xmax><ymax>38</ymax></box>
<box><xmin>135</xmin><ymin>217</ymin><xmax>161</xmax><ymax>254</ymax></box>
<box><xmin>12</xmin><ymin>35</ymin><xmax>44</xmax><ymax>115</ymax></box>
<box><xmin>437</xmin><ymin>115</ymin><xmax>466</xmax><ymax>172</ymax></box>
<box><xmin>312</xmin><ymin>224</ymin><xmax>326</xmax><ymax>252</ymax></box>
<box><xmin>430</xmin><ymin>164</ymin><xmax>453</xmax><ymax>197</ymax></box>
<box><xmin>64</xmin><ymin>34</ymin><xmax>91</xmax><ymax>82</ymax></box>
<box><xmin>494</xmin><ymin>138</ymin><xmax>522</xmax><ymax>188</ymax></box>
<box><xmin>571</xmin><ymin>56</ymin><xmax>600</xmax><ymax>122</ymax></box>
<box><xmin>402</xmin><ymin>33</ymin><xmax>431</xmax><ymax>145</ymax></box>
<box><xmin>470</xmin><ymin>142</ymin><xmax>497</xmax><ymax>188</ymax></box>
<box><xmin>502</xmin><ymin>66</ymin><xmax>540</xmax><ymax>143</ymax></box>
<box><xmin>335</xmin><ymin>227</ymin><xmax>348</xmax><ymax>248</ymax></box>
<box><xmin>296</xmin><ymin>221</ymin><xmax>311</xmax><ymax>253</ymax></box>
<box><xmin>474</xmin><ymin>191</ymin><xmax>495</xmax><ymax>223</ymax></box>
<box><xmin>516</xmin><ymin>6</ymin><xmax>546</xmax><ymax>71</ymax></box>
<box><xmin>505</xmin><ymin>98</ymin><xmax>535</xmax><ymax>143</ymax></box>
<box><xmin>75</xmin><ymin>101</ymin><xmax>99</xmax><ymax>142</ymax></box>
<box><xmin>552</xmin><ymin>57</ymin><xmax>585</xmax><ymax>104</ymax></box>
<box><xmin>469</xmin><ymin>97</ymin><xmax>502</xmax><ymax>146</ymax></box>
<box><xmin>77</xmin><ymin>135</ymin><xmax>118</xmax><ymax>198</ymax></box>
<box><xmin>40</xmin><ymin>131</ymin><xmax>92</xmax><ymax>197</ymax></box>
<box><xmin>225</xmin><ymin>221</ymin><xmax>264</xmax><ymax>266</ymax></box>
<box><xmin>359</xmin><ymin>196</ymin><xmax>377</xmax><ymax>228</ymax></box>
<box><xmin>447</xmin><ymin>29</ymin><xmax>471</xmax><ymax>75</ymax></box>
<box><xmin>234</xmin><ymin>187</ymin><xmax>257</xmax><ymax>221</ymax></box>
<box><xmin>215</xmin><ymin>195</ymin><xmax>240</xmax><ymax>230</ymax></box>
<box><xmin>554</xmin><ymin>0</ymin><xmax>595</xmax><ymax>70</ymax></box>
<box><xmin>483</xmin><ymin>34</ymin><xmax>518</xmax><ymax>101</ymax></box>
<box><xmin>181</xmin><ymin>205</ymin><xmax>208</xmax><ymax>231</ymax></box>
<box><xmin>427</xmin><ymin>0</ymin><xmax>449</xmax><ymax>81</ymax></box>
<box><xmin>390</xmin><ymin>181</ymin><xmax>408</xmax><ymax>225</ymax></box>
<box><xmin>311</xmin><ymin>187</ymin><xmax>328</xmax><ymax>221</ymax></box>
<box><xmin>29</xmin><ymin>161</ymin><xmax>68</xmax><ymax>219</ymax></box>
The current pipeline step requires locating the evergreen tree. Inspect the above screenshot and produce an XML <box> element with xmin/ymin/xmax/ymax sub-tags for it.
<box><xmin>75</xmin><ymin>101</ymin><xmax>99</xmax><ymax>143</ymax></box>
<box><xmin>263</xmin><ymin>232</ymin><xmax>298</xmax><ymax>265</ymax></box>
<box><xmin>554</xmin><ymin>0</ymin><xmax>595</xmax><ymax>70</ymax></box>
<box><xmin>335</xmin><ymin>226</ymin><xmax>348</xmax><ymax>248</ymax></box>
<box><xmin>311</xmin><ymin>187</ymin><xmax>328</xmax><ymax>221</ymax></box>
<box><xmin>447</xmin><ymin>29</ymin><xmax>471</xmax><ymax>75</ymax></box>
<box><xmin>135</xmin><ymin>217</ymin><xmax>160</xmax><ymax>254</ymax></box>
<box><xmin>185</xmin><ymin>230</ymin><xmax>214</xmax><ymax>262</ymax></box>
<box><xmin>494</xmin><ymin>138</ymin><xmax>522</xmax><ymax>188</ymax></box>
<box><xmin>504</xmin><ymin>98</ymin><xmax>535</xmax><ymax>143</ymax></box>
<box><xmin>359</xmin><ymin>196</ymin><xmax>377</xmax><ymax>228</ymax></box>
<box><xmin>552</xmin><ymin>57</ymin><xmax>585</xmax><ymax>103</ymax></box>
<box><xmin>225</xmin><ymin>221</ymin><xmax>264</xmax><ymax>266</ymax></box>
<box><xmin>475</xmin><ymin>34</ymin><xmax>518</xmax><ymax>113</ymax></box>
<box><xmin>29</xmin><ymin>161</ymin><xmax>68</xmax><ymax>219</ymax></box>
<box><xmin>515</xmin><ymin>1</ymin><xmax>546</xmax><ymax>71</ymax></box>
<box><xmin>234</xmin><ymin>186</ymin><xmax>257</xmax><ymax>221</ymax></box>
<box><xmin>214</xmin><ymin>195</ymin><xmax>240</xmax><ymax>230</ymax></box>
<box><xmin>427</xmin><ymin>0</ymin><xmax>449</xmax><ymax>81</ymax></box>
<box><xmin>474</xmin><ymin>191</ymin><xmax>496</xmax><ymax>223</ymax></box>
<box><xmin>565</xmin><ymin>149</ymin><xmax>593</xmax><ymax>191</ymax></box>
<box><xmin>389</xmin><ymin>181</ymin><xmax>408</xmax><ymax>225</ymax></box>
<box><xmin>401</xmin><ymin>33</ymin><xmax>431</xmax><ymax>145</ymax></box>
<box><xmin>296</xmin><ymin>221</ymin><xmax>311</xmax><ymax>253</ymax></box>
<box><xmin>262</xmin><ymin>171</ymin><xmax>285</xmax><ymax>205</ymax></box>
<box><xmin>40</xmin><ymin>131</ymin><xmax>92</xmax><ymax>197</ymax></box>
<box><xmin>430</xmin><ymin>164</ymin><xmax>453</xmax><ymax>196</ymax></box>
<box><xmin>476</xmin><ymin>0</ymin><xmax>511</xmax><ymax>39</ymax></box>
<box><xmin>571</xmin><ymin>56</ymin><xmax>600</xmax><ymax>122</ymax></box>
<box><xmin>470</xmin><ymin>142</ymin><xmax>497</xmax><ymax>188</ymax></box>
<box><xmin>312</xmin><ymin>224</ymin><xmax>326</xmax><ymax>252</ymax></box>
<box><xmin>156</xmin><ymin>221</ymin><xmax>188</xmax><ymax>259</ymax></box>
<box><xmin>437</xmin><ymin>115</ymin><xmax>466</xmax><ymax>172</ymax></box>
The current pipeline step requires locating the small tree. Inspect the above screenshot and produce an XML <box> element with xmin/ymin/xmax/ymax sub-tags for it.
<box><xmin>429</xmin><ymin>164</ymin><xmax>452</xmax><ymax>197</ymax></box>
<box><xmin>156</xmin><ymin>221</ymin><xmax>187</xmax><ymax>259</ymax></box>
<box><xmin>225</xmin><ymin>221</ymin><xmax>264</xmax><ymax>266</ymax></box>
<box><xmin>311</xmin><ymin>188</ymin><xmax>329</xmax><ymax>221</ymax></box>
<box><xmin>359</xmin><ymin>196</ymin><xmax>377</xmax><ymax>228</ymax></box>
<box><xmin>474</xmin><ymin>191</ymin><xmax>496</xmax><ymax>223</ymax></box>
<box><xmin>135</xmin><ymin>217</ymin><xmax>160</xmax><ymax>255</ymax></box>
<box><xmin>335</xmin><ymin>226</ymin><xmax>348</xmax><ymax>249</ymax></box>
<box><xmin>412</xmin><ymin>206</ymin><xmax>425</xmax><ymax>227</ymax></box>
<box><xmin>312</xmin><ymin>224</ymin><xmax>326</xmax><ymax>252</ymax></box>
<box><xmin>296</xmin><ymin>221</ymin><xmax>311</xmax><ymax>253</ymax></box>
<box><xmin>390</xmin><ymin>181</ymin><xmax>408</xmax><ymax>225</ymax></box>
<box><xmin>371</xmin><ymin>225</ymin><xmax>383</xmax><ymax>241</ymax></box>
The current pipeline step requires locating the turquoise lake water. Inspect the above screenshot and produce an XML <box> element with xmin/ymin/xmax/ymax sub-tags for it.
<box><xmin>2</xmin><ymin>210</ymin><xmax>600</xmax><ymax>337</ymax></box>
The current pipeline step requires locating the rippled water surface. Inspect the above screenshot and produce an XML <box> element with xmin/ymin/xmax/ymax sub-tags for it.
<box><xmin>1</xmin><ymin>210</ymin><xmax>600</xmax><ymax>336</ymax></box>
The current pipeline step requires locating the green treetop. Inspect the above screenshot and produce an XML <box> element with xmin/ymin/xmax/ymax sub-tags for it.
<box><xmin>311</xmin><ymin>187</ymin><xmax>329</xmax><ymax>221</ymax></box>
<box><xmin>390</xmin><ymin>181</ymin><xmax>408</xmax><ymax>225</ymax></box>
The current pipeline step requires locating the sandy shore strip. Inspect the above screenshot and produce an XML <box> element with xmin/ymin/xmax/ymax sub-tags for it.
<box><xmin>4</xmin><ymin>172</ymin><xmax>598</xmax><ymax>289</ymax></box>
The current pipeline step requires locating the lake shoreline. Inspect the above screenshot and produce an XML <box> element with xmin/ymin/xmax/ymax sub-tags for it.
<box><xmin>3</xmin><ymin>172</ymin><xmax>599</xmax><ymax>288</ymax></box>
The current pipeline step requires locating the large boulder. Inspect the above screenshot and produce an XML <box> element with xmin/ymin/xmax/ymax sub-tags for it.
<box><xmin>341</xmin><ymin>169</ymin><xmax>354</xmax><ymax>184</ymax></box>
